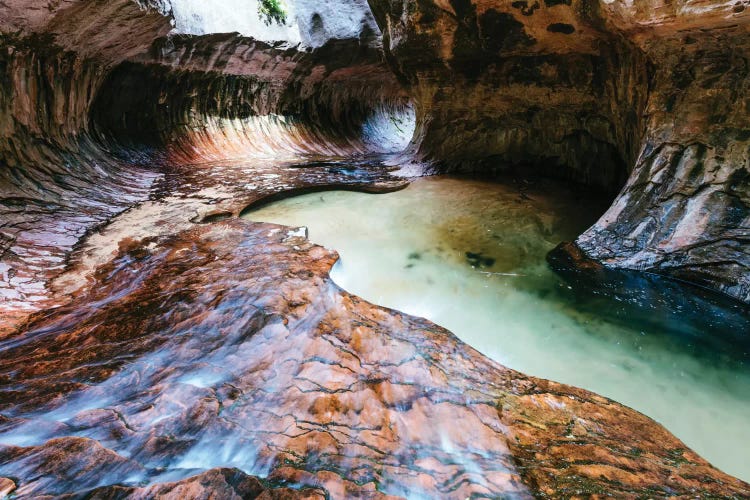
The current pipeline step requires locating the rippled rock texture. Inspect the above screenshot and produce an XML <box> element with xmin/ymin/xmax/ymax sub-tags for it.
<box><xmin>371</xmin><ymin>0</ymin><xmax>750</xmax><ymax>303</ymax></box>
<box><xmin>0</xmin><ymin>0</ymin><xmax>408</xmax><ymax>333</ymax></box>
<box><xmin>2</xmin><ymin>218</ymin><xmax>749</xmax><ymax>497</ymax></box>
<box><xmin>0</xmin><ymin>0</ymin><xmax>173</xmax><ymax>333</ymax></box>
<box><xmin>1</xmin><ymin>0</ymin><xmax>750</xmax><ymax>497</ymax></box>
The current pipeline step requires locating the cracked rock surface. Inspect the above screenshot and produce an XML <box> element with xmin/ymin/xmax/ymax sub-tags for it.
<box><xmin>1</xmin><ymin>0</ymin><xmax>749</xmax><ymax>497</ymax></box>
<box><xmin>2</xmin><ymin>213</ymin><xmax>748</xmax><ymax>497</ymax></box>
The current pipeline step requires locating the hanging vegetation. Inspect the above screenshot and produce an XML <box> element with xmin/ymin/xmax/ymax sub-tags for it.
<box><xmin>258</xmin><ymin>0</ymin><xmax>287</xmax><ymax>26</ymax></box>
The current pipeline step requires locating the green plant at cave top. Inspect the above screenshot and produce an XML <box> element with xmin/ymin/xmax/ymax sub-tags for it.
<box><xmin>258</xmin><ymin>0</ymin><xmax>288</xmax><ymax>26</ymax></box>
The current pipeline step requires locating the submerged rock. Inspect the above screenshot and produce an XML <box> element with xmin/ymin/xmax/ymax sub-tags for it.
<box><xmin>465</xmin><ymin>251</ymin><xmax>496</xmax><ymax>269</ymax></box>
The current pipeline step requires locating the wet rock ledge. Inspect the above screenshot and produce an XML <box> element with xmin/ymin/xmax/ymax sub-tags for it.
<box><xmin>0</xmin><ymin>0</ymin><xmax>749</xmax><ymax>498</ymax></box>
<box><xmin>2</xmin><ymin>214</ymin><xmax>749</xmax><ymax>497</ymax></box>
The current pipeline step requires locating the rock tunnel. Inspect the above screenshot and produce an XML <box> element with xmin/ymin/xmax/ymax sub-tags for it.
<box><xmin>0</xmin><ymin>0</ymin><xmax>749</xmax><ymax>497</ymax></box>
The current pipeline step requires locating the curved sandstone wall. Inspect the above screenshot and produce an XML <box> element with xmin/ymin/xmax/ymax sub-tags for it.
<box><xmin>0</xmin><ymin>1</ymin><xmax>409</xmax><ymax>333</ymax></box>
<box><xmin>1</xmin><ymin>1</ymin><xmax>749</xmax><ymax>497</ymax></box>
<box><xmin>0</xmin><ymin>0</ymin><xmax>173</xmax><ymax>331</ymax></box>
<box><xmin>91</xmin><ymin>34</ymin><xmax>410</xmax><ymax>162</ymax></box>
<box><xmin>369</xmin><ymin>0</ymin><xmax>750</xmax><ymax>303</ymax></box>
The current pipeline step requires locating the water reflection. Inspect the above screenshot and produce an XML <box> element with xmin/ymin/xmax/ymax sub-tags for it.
<box><xmin>245</xmin><ymin>175</ymin><xmax>750</xmax><ymax>481</ymax></box>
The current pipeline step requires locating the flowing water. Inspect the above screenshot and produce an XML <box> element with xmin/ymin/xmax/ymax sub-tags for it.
<box><xmin>245</xmin><ymin>175</ymin><xmax>750</xmax><ymax>482</ymax></box>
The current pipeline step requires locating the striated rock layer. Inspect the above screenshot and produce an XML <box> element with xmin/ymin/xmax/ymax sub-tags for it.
<box><xmin>0</xmin><ymin>0</ymin><xmax>408</xmax><ymax>333</ymax></box>
<box><xmin>577</xmin><ymin>2</ymin><xmax>750</xmax><ymax>302</ymax></box>
<box><xmin>93</xmin><ymin>34</ymin><xmax>410</xmax><ymax>162</ymax></box>
<box><xmin>0</xmin><ymin>0</ymin><xmax>749</xmax><ymax>497</ymax></box>
<box><xmin>0</xmin><ymin>0</ymin><xmax>174</xmax><ymax>333</ymax></box>
<box><xmin>370</xmin><ymin>0</ymin><xmax>750</xmax><ymax>303</ymax></box>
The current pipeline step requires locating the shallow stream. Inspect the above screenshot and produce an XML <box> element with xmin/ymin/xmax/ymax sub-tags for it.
<box><xmin>245</xmin><ymin>175</ymin><xmax>750</xmax><ymax>481</ymax></box>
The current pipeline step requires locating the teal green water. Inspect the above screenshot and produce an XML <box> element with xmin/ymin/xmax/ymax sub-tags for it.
<box><xmin>244</xmin><ymin>175</ymin><xmax>750</xmax><ymax>481</ymax></box>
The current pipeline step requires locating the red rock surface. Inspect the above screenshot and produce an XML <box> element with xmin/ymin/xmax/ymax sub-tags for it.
<box><xmin>1</xmin><ymin>1</ymin><xmax>749</xmax><ymax>497</ymax></box>
<box><xmin>2</xmin><ymin>195</ymin><xmax>749</xmax><ymax>496</ymax></box>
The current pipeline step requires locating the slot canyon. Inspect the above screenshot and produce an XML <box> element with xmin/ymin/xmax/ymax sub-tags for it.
<box><xmin>0</xmin><ymin>0</ymin><xmax>749</xmax><ymax>498</ymax></box>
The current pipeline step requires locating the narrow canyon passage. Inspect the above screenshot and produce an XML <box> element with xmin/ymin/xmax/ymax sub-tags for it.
<box><xmin>1</xmin><ymin>0</ymin><xmax>750</xmax><ymax>498</ymax></box>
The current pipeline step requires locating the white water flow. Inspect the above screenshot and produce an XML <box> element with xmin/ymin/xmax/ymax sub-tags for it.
<box><xmin>244</xmin><ymin>175</ymin><xmax>750</xmax><ymax>482</ymax></box>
